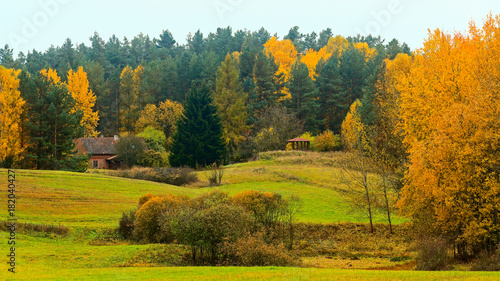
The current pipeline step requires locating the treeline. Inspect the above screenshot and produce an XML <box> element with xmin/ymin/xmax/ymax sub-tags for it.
<box><xmin>0</xmin><ymin>26</ymin><xmax>410</xmax><ymax>137</ymax></box>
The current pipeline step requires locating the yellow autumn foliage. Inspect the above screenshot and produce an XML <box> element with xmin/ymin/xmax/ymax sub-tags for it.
<box><xmin>40</xmin><ymin>68</ymin><xmax>61</xmax><ymax>84</ymax></box>
<box><xmin>0</xmin><ymin>67</ymin><xmax>25</xmax><ymax>163</ymax></box>
<box><xmin>67</xmin><ymin>66</ymin><xmax>100</xmax><ymax>137</ymax></box>
<box><xmin>341</xmin><ymin>100</ymin><xmax>368</xmax><ymax>152</ymax></box>
<box><xmin>300</xmin><ymin>47</ymin><xmax>332</xmax><ymax>80</ymax></box>
<box><xmin>396</xmin><ymin>14</ymin><xmax>500</xmax><ymax>254</ymax></box>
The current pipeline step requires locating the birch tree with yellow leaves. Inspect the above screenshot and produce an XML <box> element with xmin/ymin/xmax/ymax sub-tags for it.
<box><xmin>0</xmin><ymin>67</ymin><xmax>25</xmax><ymax>167</ymax></box>
<box><xmin>397</xmin><ymin>15</ymin><xmax>500</xmax><ymax>259</ymax></box>
<box><xmin>263</xmin><ymin>37</ymin><xmax>298</xmax><ymax>100</ymax></box>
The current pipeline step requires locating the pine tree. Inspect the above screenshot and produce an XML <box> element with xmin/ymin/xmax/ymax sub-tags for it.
<box><xmin>287</xmin><ymin>61</ymin><xmax>319</xmax><ymax>132</ymax></box>
<box><xmin>169</xmin><ymin>84</ymin><xmax>226</xmax><ymax>168</ymax></box>
<box><xmin>214</xmin><ymin>54</ymin><xmax>250</xmax><ymax>159</ymax></box>
<box><xmin>250</xmin><ymin>50</ymin><xmax>276</xmax><ymax>117</ymax></box>
<box><xmin>18</xmin><ymin>71</ymin><xmax>84</xmax><ymax>170</ymax></box>
<box><xmin>315</xmin><ymin>54</ymin><xmax>344</xmax><ymax>132</ymax></box>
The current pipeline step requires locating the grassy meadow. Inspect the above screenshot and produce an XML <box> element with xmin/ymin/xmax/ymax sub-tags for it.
<box><xmin>1</xmin><ymin>151</ymin><xmax>498</xmax><ymax>280</ymax></box>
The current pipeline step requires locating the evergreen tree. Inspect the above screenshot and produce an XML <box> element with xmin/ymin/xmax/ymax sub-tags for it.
<box><xmin>187</xmin><ymin>30</ymin><xmax>205</xmax><ymax>54</ymax></box>
<box><xmin>169</xmin><ymin>84</ymin><xmax>226</xmax><ymax>168</ymax></box>
<box><xmin>250</xmin><ymin>50</ymin><xmax>276</xmax><ymax>118</ymax></box>
<box><xmin>318</xmin><ymin>28</ymin><xmax>333</xmax><ymax>49</ymax></box>
<box><xmin>18</xmin><ymin>71</ymin><xmax>84</xmax><ymax>170</ymax></box>
<box><xmin>284</xmin><ymin>26</ymin><xmax>304</xmax><ymax>52</ymax></box>
<box><xmin>315</xmin><ymin>54</ymin><xmax>345</xmax><ymax>132</ymax></box>
<box><xmin>287</xmin><ymin>61</ymin><xmax>319</xmax><ymax>132</ymax></box>
<box><xmin>157</xmin><ymin>29</ymin><xmax>176</xmax><ymax>49</ymax></box>
<box><xmin>240</xmin><ymin>35</ymin><xmax>263</xmax><ymax>79</ymax></box>
<box><xmin>0</xmin><ymin>44</ymin><xmax>15</xmax><ymax>68</ymax></box>
<box><xmin>88</xmin><ymin>32</ymin><xmax>106</xmax><ymax>63</ymax></box>
<box><xmin>360</xmin><ymin>43</ymin><xmax>386</xmax><ymax>127</ymax></box>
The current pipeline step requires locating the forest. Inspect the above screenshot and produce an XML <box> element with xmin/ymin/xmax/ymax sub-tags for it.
<box><xmin>0</xmin><ymin>25</ymin><xmax>410</xmax><ymax>167</ymax></box>
<box><xmin>3</xmin><ymin>13</ymin><xmax>500</xmax><ymax>267</ymax></box>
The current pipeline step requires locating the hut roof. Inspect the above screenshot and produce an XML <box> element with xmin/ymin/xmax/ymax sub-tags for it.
<box><xmin>74</xmin><ymin>137</ymin><xmax>118</xmax><ymax>155</ymax></box>
<box><xmin>287</xmin><ymin>137</ymin><xmax>311</xmax><ymax>142</ymax></box>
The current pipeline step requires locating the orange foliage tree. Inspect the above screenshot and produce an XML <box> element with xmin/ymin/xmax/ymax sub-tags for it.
<box><xmin>397</xmin><ymin>15</ymin><xmax>500</xmax><ymax>258</ymax></box>
<box><xmin>0</xmin><ymin>67</ymin><xmax>25</xmax><ymax>165</ymax></box>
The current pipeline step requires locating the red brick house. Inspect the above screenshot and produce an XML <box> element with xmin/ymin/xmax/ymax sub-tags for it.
<box><xmin>74</xmin><ymin>136</ymin><xmax>124</xmax><ymax>169</ymax></box>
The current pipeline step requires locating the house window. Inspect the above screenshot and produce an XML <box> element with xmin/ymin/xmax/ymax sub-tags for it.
<box><xmin>92</xmin><ymin>160</ymin><xmax>99</xmax><ymax>168</ymax></box>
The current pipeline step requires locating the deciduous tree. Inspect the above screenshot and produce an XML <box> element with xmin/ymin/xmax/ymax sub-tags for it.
<box><xmin>67</xmin><ymin>66</ymin><xmax>100</xmax><ymax>137</ymax></box>
<box><xmin>397</xmin><ymin>16</ymin><xmax>500</xmax><ymax>258</ymax></box>
<box><xmin>0</xmin><ymin>67</ymin><xmax>25</xmax><ymax>166</ymax></box>
<box><xmin>214</xmin><ymin>54</ymin><xmax>250</xmax><ymax>158</ymax></box>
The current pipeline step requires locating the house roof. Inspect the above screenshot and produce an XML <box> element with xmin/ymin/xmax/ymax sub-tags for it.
<box><xmin>287</xmin><ymin>137</ymin><xmax>311</xmax><ymax>142</ymax></box>
<box><xmin>74</xmin><ymin>137</ymin><xmax>118</xmax><ymax>155</ymax></box>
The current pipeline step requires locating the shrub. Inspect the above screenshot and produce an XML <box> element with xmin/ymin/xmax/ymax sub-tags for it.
<box><xmin>315</xmin><ymin>130</ymin><xmax>341</xmax><ymax>152</ymax></box>
<box><xmin>206</xmin><ymin>162</ymin><xmax>224</xmax><ymax>186</ymax></box>
<box><xmin>471</xmin><ymin>250</ymin><xmax>500</xmax><ymax>271</ymax></box>
<box><xmin>134</xmin><ymin>194</ymin><xmax>188</xmax><ymax>243</ymax></box>
<box><xmin>171</xmin><ymin>203</ymin><xmax>255</xmax><ymax>265</ymax></box>
<box><xmin>233</xmin><ymin>190</ymin><xmax>285</xmax><ymax>228</ymax></box>
<box><xmin>1</xmin><ymin>221</ymin><xmax>68</xmax><ymax>236</ymax></box>
<box><xmin>119</xmin><ymin>209</ymin><xmax>137</xmax><ymax>240</ymax></box>
<box><xmin>223</xmin><ymin>232</ymin><xmax>296</xmax><ymax>266</ymax></box>
<box><xmin>415</xmin><ymin>237</ymin><xmax>449</xmax><ymax>271</ymax></box>
<box><xmin>138</xmin><ymin>193</ymin><xmax>155</xmax><ymax>208</ymax></box>
<box><xmin>189</xmin><ymin>189</ymin><xmax>231</xmax><ymax>209</ymax></box>
<box><xmin>139</xmin><ymin>150</ymin><xmax>168</xmax><ymax>167</ymax></box>
<box><xmin>154</xmin><ymin>167</ymin><xmax>198</xmax><ymax>186</ymax></box>
<box><xmin>114</xmin><ymin>167</ymin><xmax>198</xmax><ymax>186</ymax></box>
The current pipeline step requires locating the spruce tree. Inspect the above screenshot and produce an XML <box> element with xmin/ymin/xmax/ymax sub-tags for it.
<box><xmin>315</xmin><ymin>54</ymin><xmax>345</xmax><ymax>132</ymax></box>
<box><xmin>169</xmin><ymin>84</ymin><xmax>226</xmax><ymax>168</ymax></box>
<box><xmin>287</xmin><ymin>61</ymin><xmax>319</xmax><ymax>133</ymax></box>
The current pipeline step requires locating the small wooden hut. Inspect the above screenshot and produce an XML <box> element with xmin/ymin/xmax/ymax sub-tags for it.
<box><xmin>287</xmin><ymin>137</ymin><xmax>311</xmax><ymax>151</ymax></box>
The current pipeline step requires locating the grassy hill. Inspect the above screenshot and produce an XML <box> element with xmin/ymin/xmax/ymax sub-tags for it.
<box><xmin>8</xmin><ymin>151</ymin><xmax>401</xmax><ymax>229</ymax></box>
<box><xmin>1</xmin><ymin>151</ymin><xmax>496</xmax><ymax>280</ymax></box>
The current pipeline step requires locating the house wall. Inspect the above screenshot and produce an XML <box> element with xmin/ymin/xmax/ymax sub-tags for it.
<box><xmin>89</xmin><ymin>155</ymin><xmax>115</xmax><ymax>169</ymax></box>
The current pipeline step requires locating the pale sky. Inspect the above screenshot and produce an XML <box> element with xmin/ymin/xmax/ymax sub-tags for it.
<box><xmin>1</xmin><ymin>0</ymin><xmax>499</xmax><ymax>56</ymax></box>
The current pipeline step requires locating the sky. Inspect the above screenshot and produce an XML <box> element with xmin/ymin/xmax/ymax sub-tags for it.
<box><xmin>1</xmin><ymin>0</ymin><xmax>499</xmax><ymax>56</ymax></box>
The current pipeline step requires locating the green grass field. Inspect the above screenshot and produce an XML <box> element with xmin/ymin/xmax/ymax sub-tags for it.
<box><xmin>1</xmin><ymin>151</ymin><xmax>498</xmax><ymax>280</ymax></box>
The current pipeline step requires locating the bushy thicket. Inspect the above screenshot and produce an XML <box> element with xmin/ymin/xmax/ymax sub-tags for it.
<box><xmin>314</xmin><ymin>130</ymin><xmax>342</xmax><ymax>152</ymax></box>
<box><xmin>111</xmin><ymin>167</ymin><xmax>198</xmax><ymax>186</ymax></box>
<box><xmin>118</xmin><ymin>190</ymin><xmax>300</xmax><ymax>266</ymax></box>
<box><xmin>415</xmin><ymin>237</ymin><xmax>450</xmax><ymax>271</ymax></box>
